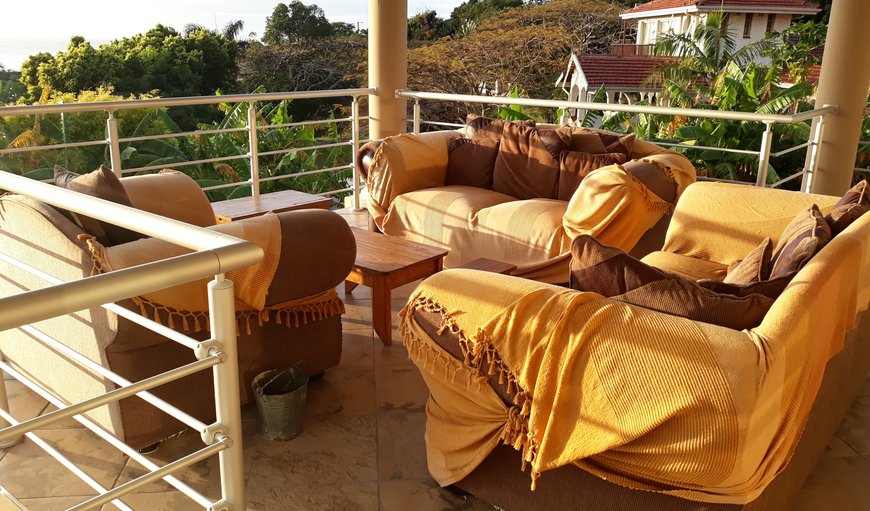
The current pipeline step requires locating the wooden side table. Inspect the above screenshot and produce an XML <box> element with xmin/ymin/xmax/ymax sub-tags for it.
<box><xmin>455</xmin><ymin>258</ymin><xmax>517</xmax><ymax>275</ymax></box>
<box><xmin>211</xmin><ymin>189</ymin><xmax>332</xmax><ymax>221</ymax></box>
<box><xmin>345</xmin><ymin>229</ymin><xmax>448</xmax><ymax>345</ymax></box>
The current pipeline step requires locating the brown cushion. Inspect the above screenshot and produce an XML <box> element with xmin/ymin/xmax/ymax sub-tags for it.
<box><xmin>770</xmin><ymin>204</ymin><xmax>832</xmax><ymax>279</ymax></box>
<box><xmin>825</xmin><ymin>179</ymin><xmax>869</xmax><ymax>235</ymax></box>
<box><xmin>568</xmin><ymin>129</ymin><xmax>636</xmax><ymax>156</ymax></box>
<box><xmin>569</xmin><ymin>235</ymin><xmax>777</xmax><ymax>330</ymax></box>
<box><xmin>466</xmin><ymin>114</ymin><xmax>535</xmax><ymax>140</ymax></box>
<box><xmin>53</xmin><ymin>165</ymin><xmax>145</xmax><ymax>246</ymax></box>
<box><xmin>724</xmin><ymin>237</ymin><xmax>773</xmax><ymax>285</ymax></box>
<box><xmin>445</xmin><ymin>138</ymin><xmax>500</xmax><ymax>189</ymax></box>
<box><xmin>557</xmin><ymin>151</ymin><xmax>627</xmax><ymax>201</ymax></box>
<box><xmin>492</xmin><ymin>123</ymin><xmax>561</xmax><ymax>200</ymax></box>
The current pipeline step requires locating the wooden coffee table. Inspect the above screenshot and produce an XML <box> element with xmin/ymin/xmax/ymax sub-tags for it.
<box><xmin>212</xmin><ymin>189</ymin><xmax>332</xmax><ymax>221</ymax></box>
<box><xmin>345</xmin><ymin>229</ymin><xmax>448</xmax><ymax>345</ymax></box>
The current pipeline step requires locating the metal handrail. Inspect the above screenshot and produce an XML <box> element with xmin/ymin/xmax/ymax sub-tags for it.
<box><xmin>398</xmin><ymin>89</ymin><xmax>838</xmax><ymax>191</ymax></box>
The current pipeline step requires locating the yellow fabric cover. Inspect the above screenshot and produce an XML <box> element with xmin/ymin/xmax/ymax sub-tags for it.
<box><xmin>663</xmin><ymin>182</ymin><xmax>839</xmax><ymax>266</ymax></box>
<box><xmin>562</xmin><ymin>150</ymin><xmax>694</xmax><ymax>252</ymax></box>
<box><xmin>399</xmin><ymin>184</ymin><xmax>870</xmax><ymax>505</ymax></box>
<box><xmin>367</xmin><ymin>131</ymin><xmax>459</xmax><ymax>229</ymax></box>
<box><xmin>121</xmin><ymin>170</ymin><xmax>217</xmax><ymax>228</ymax></box>
<box><xmin>641</xmin><ymin>250</ymin><xmax>729</xmax><ymax>280</ymax></box>
<box><xmin>92</xmin><ymin>212</ymin><xmax>281</xmax><ymax>313</ymax></box>
<box><xmin>382</xmin><ymin>185</ymin><xmax>571</xmax><ymax>283</ymax></box>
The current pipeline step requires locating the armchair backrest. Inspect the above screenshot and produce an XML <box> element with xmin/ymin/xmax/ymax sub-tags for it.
<box><xmin>121</xmin><ymin>170</ymin><xmax>217</xmax><ymax>227</ymax></box>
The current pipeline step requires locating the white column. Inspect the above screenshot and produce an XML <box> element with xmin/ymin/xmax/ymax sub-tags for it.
<box><xmin>368</xmin><ymin>0</ymin><xmax>408</xmax><ymax>140</ymax></box>
<box><xmin>810</xmin><ymin>0</ymin><xmax>870</xmax><ymax>195</ymax></box>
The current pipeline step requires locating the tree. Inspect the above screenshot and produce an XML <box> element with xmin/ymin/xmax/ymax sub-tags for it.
<box><xmin>408</xmin><ymin>10</ymin><xmax>449</xmax><ymax>41</ymax></box>
<box><xmin>448</xmin><ymin>0</ymin><xmax>524</xmax><ymax>34</ymax></box>
<box><xmin>263</xmin><ymin>2</ymin><xmax>335</xmax><ymax>44</ymax></box>
<box><xmin>763</xmin><ymin>21</ymin><xmax>826</xmax><ymax>85</ymax></box>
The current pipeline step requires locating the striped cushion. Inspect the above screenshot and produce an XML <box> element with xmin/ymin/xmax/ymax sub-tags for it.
<box><xmin>770</xmin><ymin>204</ymin><xmax>832</xmax><ymax>279</ymax></box>
<box><xmin>826</xmin><ymin>179</ymin><xmax>869</xmax><ymax>235</ymax></box>
<box><xmin>381</xmin><ymin>185</ymin><xmax>569</xmax><ymax>269</ymax></box>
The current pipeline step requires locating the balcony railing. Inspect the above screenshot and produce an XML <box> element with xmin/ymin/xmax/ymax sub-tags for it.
<box><xmin>399</xmin><ymin>90</ymin><xmax>840</xmax><ymax>191</ymax></box>
<box><xmin>0</xmin><ymin>88</ymin><xmax>374</xmax><ymax>210</ymax></box>
<box><xmin>0</xmin><ymin>171</ymin><xmax>260</xmax><ymax>510</ymax></box>
<box><xmin>610</xmin><ymin>43</ymin><xmax>654</xmax><ymax>57</ymax></box>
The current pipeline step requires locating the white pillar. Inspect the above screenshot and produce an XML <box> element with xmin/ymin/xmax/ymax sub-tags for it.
<box><xmin>368</xmin><ymin>0</ymin><xmax>408</xmax><ymax>140</ymax></box>
<box><xmin>810</xmin><ymin>0</ymin><xmax>870</xmax><ymax>195</ymax></box>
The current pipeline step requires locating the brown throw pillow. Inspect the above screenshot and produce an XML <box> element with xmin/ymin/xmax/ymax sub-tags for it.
<box><xmin>770</xmin><ymin>204</ymin><xmax>832</xmax><ymax>279</ymax></box>
<box><xmin>53</xmin><ymin>165</ymin><xmax>145</xmax><ymax>246</ymax></box>
<box><xmin>492</xmin><ymin>122</ymin><xmax>561</xmax><ymax>200</ymax></box>
<box><xmin>445</xmin><ymin>138</ymin><xmax>500</xmax><ymax>189</ymax></box>
<box><xmin>569</xmin><ymin>235</ymin><xmax>778</xmax><ymax>330</ymax></box>
<box><xmin>724</xmin><ymin>238</ymin><xmax>773</xmax><ymax>285</ymax></box>
<box><xmin>557</xmin><ymin>151</ymin><xmax>627</xmax><ymax>201</ymax></box>
<box><xmin>568</xmin><ymin>129</ymin><xmax>636</xmax><ymax>157</ymax></box>
<box><xmin>825</xmin><ymin>179</ymin><xmax>869</xmax><ymax>235</ymax></box>
<box><xmin>466</xmin><ymin>114</ymin><xmax>535</xmax><ymax>140</ymax></box>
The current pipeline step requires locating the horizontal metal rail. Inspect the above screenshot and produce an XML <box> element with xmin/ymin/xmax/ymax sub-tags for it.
<box><xmin>261</xmin><ymin>117</ymin><xmax>353</xmax><ymax>130</ymax></box>
<box><xmin>119</xmin><ymin>126</ymin><xmax>249</xmax><ymax>143</ymax></box>
<box><xmin>122</xmin><ymin>153</ymin><xmax>250</xmax><ymax>174</ymax></box>
<box><xmin>0</xmin><ymin>361</ymin><xmax>213</xmax><ymax>508</ymax></box>
<box><xmin>0</xmin><ymin>88</ymin><xmax>376</xmax><ymax>116</ymax></box>
<box><xmin>655</xmin><ymin>140</ymin><xmax>760</xmax><ymax>155</ymax></box>
<box><xmin>0</xmin><ymin>139</ymin><xmax>107</xmax><ymax>155</ymax></box>
<box><xmin>397</xmin><ymin>90</ymin><xmax>838</xmax><ymax>124</ymax></box>
<box><xmin>321</xmin><ymin>186</ymin><xmax>354</xmax><ymax>196</ymax></box>
<box><xmin>258</xmin><ymin>140</ymin><xmax>351</xmax><ymax>157</ymax></box>
<box><xmin>260</xmin><ymin>163</ymin><xmax>352</xmax><ymax>183</ymax></box>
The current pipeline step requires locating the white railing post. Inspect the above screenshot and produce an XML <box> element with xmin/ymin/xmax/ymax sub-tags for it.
<box><xmin>207</xmin><ymin>275</ymin><xmax>245</xmax><ymax>511</ymax></box>
<box><xmin>756</xmin><ymin>121</ymin><xmax>775</xmax><ymax>187</ymax></box>
<box><xmin>0</xmin><ymin>355</ymin><xmax>23</xmax><ymax>448</ymax></box>
<box><xmin>802</xmin><ymin>113</ymin><xmax>827</xmax><ymax>193</ymax></box>
<box><xmin>351</xmin><ymin>95</ymin><xmax>363</xmax><ymax>211</ymax></box>
<box><xmin>413</xmin><ymin>99</ymin><xmax>421</xmax><ymax>135</ymax></box>
<box><xmin>106</xmin><ymin>112</ymin><xmax>122</xmax><ymax>178</ymax></box>
<box><xmin>247</xmin><ymin>103</ymin><xmax>261</xmax><ymax>199</ymax></box>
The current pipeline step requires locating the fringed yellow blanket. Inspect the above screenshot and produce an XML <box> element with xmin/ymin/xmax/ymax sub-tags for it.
<box><xmin>86</xmin><ymin>212</ymin><xmax>344</xmax><ymax>333</ymax></box>
<box><xmin>399</xmin><ymin>237</ymin><xmax>869</xmax><ymax>505</ymax></box>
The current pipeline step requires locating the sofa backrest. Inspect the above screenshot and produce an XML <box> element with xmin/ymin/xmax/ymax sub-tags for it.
<box><xmin>121</xmin><ymin>170</ymin><xmax>217</xmax><ymax>227</ymax></box>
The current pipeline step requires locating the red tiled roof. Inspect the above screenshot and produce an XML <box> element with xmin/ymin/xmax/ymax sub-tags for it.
<box><xmin>780</xmin><ymin>65</ymin><xmax>821</xmax><ymax>85</ymax></box>
<box><xmin>623</xmin><ymin>0</ymin><xmax>819</xmax><ymax>15</ymax></box>
<box><xmin>577</xmin><ymin>55</ymin><xmax>671</xmax><ymax>88</ymax></box>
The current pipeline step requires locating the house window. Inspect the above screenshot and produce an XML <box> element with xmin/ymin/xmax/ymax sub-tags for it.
<box><xmin>743</xmin><ymin>13</ymin><xmax>754</xmax><ymax>38</ymax></box>
<box><xmin>766</xmin><ymin>13</ymin><xmax>775</xmax><ymax>33</ymax></box>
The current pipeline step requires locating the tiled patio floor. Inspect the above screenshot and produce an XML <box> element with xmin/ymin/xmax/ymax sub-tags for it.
<box><xmin>1</xmin><ymin>208</ymin><xmax>869</xmax><ymax>510</ymax></box>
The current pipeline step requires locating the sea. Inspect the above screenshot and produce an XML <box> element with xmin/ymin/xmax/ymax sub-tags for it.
<box><xmin>0</xmin><ymin>37</ymin><xmax>110</xmax><ymax>71</ymax></box>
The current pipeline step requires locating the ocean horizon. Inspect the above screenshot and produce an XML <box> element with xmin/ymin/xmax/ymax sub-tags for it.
<box><xmin>0</xmin><ymin>37</ymin><xmax>110</xmax><ymax>71</ymax></box>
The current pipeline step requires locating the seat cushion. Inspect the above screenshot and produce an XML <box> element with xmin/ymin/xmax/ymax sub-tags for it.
<box><xmin>641</xmin><ymin>250</ymin><xmax>729</xmax><ymax>280</ymax></box>
<box><xmin>492</xmin><ymin>122</ymin><xmax>562</xmax><ymax>200</ymax></box>
<box><xmin>771</xmin><ymin>204</ymin><xmax>832</xmax><ymax>279</ymax></box>
<box><xmin>445</xmin><ymin>138</ymin><xmax>500</xmax><ymax>189</ymax></box>
<box><xmin>724</xmin><ymin>237</ymin><xmax>773</xmax><ymax>285</ymax></box>
<box><xmin>825</xmin><ymin>179</ymin><xmax>869</xmax><ymax>235</ymax></box>
<box><xmin>381</xmin><ymin>185</ymin><xmax>569</xmax><ymax>269</ymax></box>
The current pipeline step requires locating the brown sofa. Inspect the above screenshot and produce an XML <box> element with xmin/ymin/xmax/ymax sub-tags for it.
<box><xmin>399</xmin><ymin>182</ymin><xmax>870</xmax><ymax>510</ymax></box>
<box><xmin>359</xmin><ymin>121</ymin><xmax>696</xmax><ymax>283</ymax></box>
<box><xmin>0</xmin><ymin>171</ymin><xmax>355</xmax><ymax>448</ymax></box>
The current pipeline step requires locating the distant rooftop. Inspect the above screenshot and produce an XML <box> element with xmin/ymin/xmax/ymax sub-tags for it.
<box><xmin>576</xmin><ymin>55</ymin><xmax>673</xmax><ymax>89</ymax></box>
<box><xmin>622</xmin><ymin>0</ymin><xmax>820</xmax><ymax>17</ymax></box>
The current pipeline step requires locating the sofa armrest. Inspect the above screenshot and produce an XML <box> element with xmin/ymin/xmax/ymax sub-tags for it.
<box><xmin>121</xmin><ymin>170</ymin><xmax>217</xmax><ymax>227</ymax></box>
<box><xmin>365</xmin><ymin>131</ymin><xmax>460</xmax><ymax>228</ymax></box>
<box><xmin>663</xmin><ymin>182</ymin><xmax>839</xmax><ymax>265</ymax></box>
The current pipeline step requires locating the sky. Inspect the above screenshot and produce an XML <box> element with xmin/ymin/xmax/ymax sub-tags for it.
<box><xmin>0</xmin><ymin>0</ymin><xmax>464</xmax><ymax>70</ymax></box>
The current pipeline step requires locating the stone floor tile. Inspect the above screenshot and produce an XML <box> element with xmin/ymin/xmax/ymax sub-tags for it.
<box><xmin>101</xmin><ymin>491</ymin><xmax>204</xmax><ymax>511</ymax></box>
<box><xmin>247</xmin><ymin>414</ymin><xmax>377</xmax><ymax>487</ymax></box>
<box><xmin>246</xmin><ymin>481</ymin><xmax>378</xmax><ymax>511</ymax></box>
<box><xmin>824</xmin><ymin>436</ymin><xmax>860</xmax><ymax>457</ymax></box>
<box><xmin>379</xmin><ymin>478</ymin><xmax>494</xmax><ymax>511</ymax></box>
<box><xmin>340</xmin><ymin>330</ymin><xmax>375</xmax><ymax>368</ymax></box>
<box><xmin>305</xmin><ymin>367</ymin><xmax>376</xmax><ymax>417</ymax></box>
<box><xmin>0</xmin><ymin>428</ymin><xmax>127</xmax><ymax>499</ymax></box>
<box><xmin>377</xmin><ymin>411</ymin><xmax>428</xmax><ymax>481</ymax></box>
<box><xmin>39</xmin><ymin>403</ymin><xmax>85</xmax><ymax>430</ymax></box>
<box><xmin>341</xmin><ymin>300</ymin><xmax>373</xmax><ymax>331</ymax></box>
<box><xmin>4</xmin><ymin>380</ymin><xmax>48</xmax><ymax>423</ymax></box>
<box><xmin>373</xmin><ymin>333</ymin><xmax>412</xmax><ymax>366</ymax></box>
<box><xmin>17</xmin><ymin>496</ymin><xmax>92</xmax><ymax>510</ymax></box>
<box><xmin>835</xmin><ymin>392</ymin><xmax>870</xmax><ymax>455</ymax></box>
<box><xmin>375</xmin><ymin>365</ymin><xmax>429</xmax><ymax>414</ymax></box>
<box><xmin>792</xmin><ymin>456</ymin><xmax>870</xmax><ymax>511</ymax></box>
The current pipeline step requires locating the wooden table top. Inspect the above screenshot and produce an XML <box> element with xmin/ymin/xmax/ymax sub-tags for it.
<box><xmin>351</xmin><ymin>228</ymin><xmax>448</xmax><ymax>274</ymax></box>
<box><xmin>212</xmin><ymin>189</ymin><xmax>332</xmax><ymax>221</ymax></box>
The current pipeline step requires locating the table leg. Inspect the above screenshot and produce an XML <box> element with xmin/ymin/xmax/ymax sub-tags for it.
<box><xmin>345</xmin><ymin>280</ymin><xmax>360</xmax><ymax>294</ymax></box>
<box><xmin>371</xmin><ymin>277</ymin><xmax>392</xmax><ymax>346</ymax></box>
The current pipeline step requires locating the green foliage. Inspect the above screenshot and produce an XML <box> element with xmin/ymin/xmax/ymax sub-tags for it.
<box><xmin>496</xmin><ymin>85</ymin><xmax>533</xmax><ymax>120</ymax></box>
<box><xmin>0</xmin><ymin>69</ymin><xmax>25</xmax><ymax>104</ymax></box>
<box><xmin>448</xmin><ymin>0</ymin><xmax>524</xmax><ymax>34</ymax></box>
<box><xmin>263</xmin><ymin>1</ymin><xmax>336</xmax><ymax>44</ymax></box>
<box><xmin>18</xmin><ymin>25</ymin><xmax>240</xmax><ymax>101</ymax></box>
<box><xmin>763</xmin><ymin>21</ymin><xmax>826</xmax><ymax>85</ymax></box>
<box><xmin>408</xmin><ymin>11</ymin><xmax>450</xmax><ymax>41</ymax></box>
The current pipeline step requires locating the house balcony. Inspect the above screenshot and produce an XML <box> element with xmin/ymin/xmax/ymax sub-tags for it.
<box><xmin>609</xmin><ymin>43</ymin><xmax>654</xmax><ymax>57</ymax></box>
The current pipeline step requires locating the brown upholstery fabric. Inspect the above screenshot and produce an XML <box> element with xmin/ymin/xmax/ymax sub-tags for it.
<box><xmin>537</xmin><ymin>128</ymin><xmax>572</xmax><ymax>160</ymax></box>
<box><xmin>724</xmin><ymin>238</ymin><xmax>773</xmax><ymax>285</ymax></box>
<box><xmin>825</xmin><ymin>179</ymin><xmax>869</xmax><ymax>235</ymax></box>
<box><xmin>466</xmin><ymin>114</ymin><xmax>535</xmax><ymax>140</ymax></box>
<box><xmin>53</xmin><ymin>165</ymin><xmax>145</xmax><ymax>246</ymax></box>
<box><xmin>770</xmin><ymin>204</ymin><xmax>831</xmax><ymax>279</ymax></box>
<box><xmin>445</xmin><ymin>138</ymin><xmax>500</xmax><ymax>189</ymax></box>
<box><xmin>492</xmin><ymin>122</ymin><xmax>561</xmax><ymax>200</ymax></box>
<box><xmin>570</xmin><ymin>235</ymin><xmax>775</xmax><ymax>330</ymax></box>
<box><xmin>121</xmin><ymin>170</ymin><xmax>216</xmax><ymax>227</ymax></box>
<box><xmin>623</xmin><ymin>159</ymin><xmax>677</xmax><ymax>203</ymax></box>
<box><xmin>557</xmin><ymin>151</ymin><xmax>627</xmax><ymax>201</ymax></box>
<box><xmin>698</xmin><ymin>273</ymin><xmax>793</xmax><ymax>300</ymax></box>
<box><xmin>568</xmin><ymin>129</ymin><xmax>636</xmax><ymax>156</ymax></box>
<box><xmin>356</xmin><ymin>140</ymin><xmax>383</xmax><ymax>180</ymax></box>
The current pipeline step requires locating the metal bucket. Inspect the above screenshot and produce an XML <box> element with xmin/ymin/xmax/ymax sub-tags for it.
<box><xmin>251</xmin><ymin>363</ymin><xmax>308</xmax><ymax>440</ymax></box>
